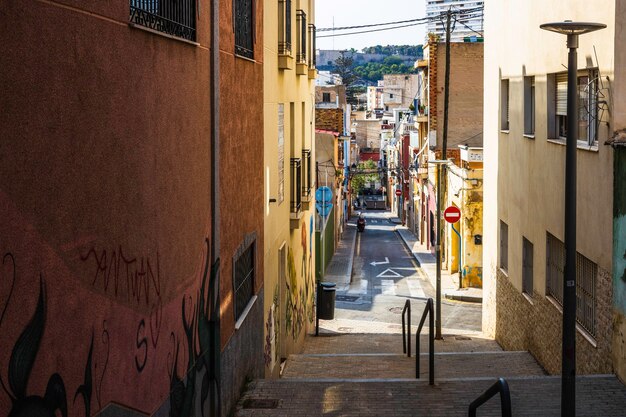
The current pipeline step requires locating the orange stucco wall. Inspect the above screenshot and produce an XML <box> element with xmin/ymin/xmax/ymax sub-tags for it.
<box><xmin>0</xmin><ymin>0</ymin><xmax>213</xmax><ymax>414</ymax></box>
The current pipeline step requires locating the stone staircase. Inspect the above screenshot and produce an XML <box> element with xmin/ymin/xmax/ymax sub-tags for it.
<box><xmin>235</xmin><ymin>332</ymin><xmax>626</xmax><ymax>416</ymax></box>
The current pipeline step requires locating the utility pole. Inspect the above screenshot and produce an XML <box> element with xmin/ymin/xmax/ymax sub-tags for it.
<box><xmin>435</xmin><ymin>8</ymin><xmax>452</xmax><ymax>341</ymax></box>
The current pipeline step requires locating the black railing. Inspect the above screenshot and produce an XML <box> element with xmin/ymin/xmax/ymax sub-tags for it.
<box><xmin>415</xmin><ymin>298</ymin><xmax>434</xmax><ymax>384</ymax></box>
<box><xmin>234</xmin><ymin>0</ymin><xmax>254</xmax><ymax>59</ymax></box>
<box><xmin>130</xmin><ymin>0</ymin><xmax>196</xmax><ymax>41</ymax></box>
<box><xmin>302</xmin><ymin>149</ymin><xmax>312</xmax><ymax>198</ymax></box>
<box><xmin>308</xmin><ymin>24</ymin><xmax>316</xmax><ymax>68</ymax></box>
<box><xmin>290</xmin><ymin>158</ymin><xmax>302</xmax><ymax>214</ymax></box>
<box><xmin>468</xmin><ymin>378</ymin><xmax>512</xmax><ymax>417</ymax></box>
<box><xmin>401</xmin><ymin>300</ymin><xmax>411</xmax><ymax>357</ymax></box>
<box><xmin>296</xmin><ymin>10</ymin><xmax>307</xmax><ymax>64</ymax></box>
<box><xmin>278</xmin><ymin>0</ymin><xmax>292</xmax><ymax>55</ymax></box>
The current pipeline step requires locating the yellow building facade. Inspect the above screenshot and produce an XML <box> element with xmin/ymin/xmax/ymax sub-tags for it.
<box><xmin>483</xmin><ymin>0</ymin><xmax>621</xmax><ymax>377</ymax></box>
<box><xmin>263</xmin><ymin>0</ymin><xmax>317</xmax><ymax>378</ymax></box>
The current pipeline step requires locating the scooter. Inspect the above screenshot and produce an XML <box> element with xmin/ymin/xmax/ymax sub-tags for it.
<box><xmin>357</xmin><ymin>216</ymin><xmax>366</xmax><ymax>232</ymax></box>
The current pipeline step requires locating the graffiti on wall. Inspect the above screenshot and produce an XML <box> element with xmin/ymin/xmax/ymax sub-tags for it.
<box><xmin>168</xmin><ymin>238</ymin><xmax>220</xmax><ymax>417</ymax></box>
<box><xmin>0</xmin><ymin>253</ymin><xmax>109</xmax><ymax>417</ymax></box>
<box><xmin>263</xmin><ymin>284</ymin><xmax>279</xmax><ymax>370</ymax></box>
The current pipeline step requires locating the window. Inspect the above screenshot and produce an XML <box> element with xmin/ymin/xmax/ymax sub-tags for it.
<box><xmin>234</xmin><ymin>0</ymin><xmax>255</xmax><ymax>59</ymax></box>
<box><xmin>390</xmin><ymin>93</ymin><xmax>394</xmax><ymax>99</ymax></box>
<box><xmin>234</xmin><ymin>237</ymin><xmax>255</xmax><ymax>321</ymax></box>
<box><xmin>553</xmin><ymin>70</ymin><xmax>599</xmax><ymax>145</ymax></box>
<box><xmin>546</xmin><ymin>232</ymin><xmax>597</xmax><ymax>336</ymax></box>
<box><xmin>499</xmin><ymin>220</ymin><xmax>508</xmax><ymax>272</ymax></box>
<box><xmin>129</xmin><ymin>0</ymin><xmax>196</xmax><ymax>41</ymax></box>
<box><xmin>278</xmin><ymin>0</ymin><xmax>291</xmax><ymax>55</ymax></box>
<box><xmin>322</xmin><ymin>92</ymin><xmax>331</xmax><ymax>102</ymax></box>
<box><xmin>302</xmin><ymin>149</ymin><xmax>311</xmax><ymax>198</ymax></box>
<box><xmin>522</xmin><ymin>237</ymin><xmax>533</xmax><ymax>295</ymax></box>
<box><xmin>308</xmin><ymin>24</ymin><xmax>316</xmax><ymax>69</ymax></box>
<box><xmin>278</xmin><ymin>104</ymin><xmax>285</xmax><ymax>204</ymax></box>
<box><xmin>296</xmin><ymin>9</ymin><xmax>307</xmax><ymax>64</ymax></box>
<box><xmin>290</xmin><ymin>158</ymin><xmax>302</xmax><ymax>214</ymax></box>
<box><xmin>500</xmin><ymin>79</ymin><xmax>509</xmax><ymax>130</ymax></box>
<box><xmin>524</xmin><ymin>76</ymin><xmax>535</xmax><ymax>136</ymax></box>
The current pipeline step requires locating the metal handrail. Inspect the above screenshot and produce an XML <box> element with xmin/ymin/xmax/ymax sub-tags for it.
<box><xmin>415</xmin><ymin>298</ymin><xmax>434</xmax><ymax>384</ymax></box>
<box><xmin>401</xmin><ymin>299</ymin><xmax>411</xmax><ymax>357</ymax></box>
<box><xmin>468</xmin><ymin>378</ymin><xmax>512</xmax><ymax>417</ymax></box>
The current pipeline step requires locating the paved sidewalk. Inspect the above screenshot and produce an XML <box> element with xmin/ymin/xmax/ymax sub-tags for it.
<box><xmin>321</xmin><ymin>217</ymin><xmax>357</xmax><ymax>290</ymax></box>
<box><xmin>394</xmin><ymin>221</ymin><xmax>483</xmax><ymax>303</ymax></box>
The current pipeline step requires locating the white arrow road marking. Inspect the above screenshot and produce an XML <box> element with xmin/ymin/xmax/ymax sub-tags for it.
<box><xmin>407</xmin><ymin>279</ymin><xmax>425</xmax><ymax>298</ymax></box>
<box><xmin>377</xmin><ymin>268</ymin><xmax>402</xmax><ymax>278</ymax></box>
<box><xmin>370</xmin><ymin>257</ymin><xmax>390</xmax><ymax>266</ymax></box>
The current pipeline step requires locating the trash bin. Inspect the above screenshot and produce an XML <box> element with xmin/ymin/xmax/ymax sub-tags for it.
<box><xmin>317</xmin><ymin>282</ymin><xmax>336</xmax><ymax>320</ymax></box>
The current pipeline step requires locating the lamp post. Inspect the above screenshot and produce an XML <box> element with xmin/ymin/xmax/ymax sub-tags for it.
<box><xmin>540</xmin><ymin>20</ymin><xmax>605</xmax><ymax>417</ymax></box>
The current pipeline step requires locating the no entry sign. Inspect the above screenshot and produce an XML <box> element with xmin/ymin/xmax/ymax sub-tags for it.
<box><xmin>395</xmin><ymin>189</ymin><xmax>402</xmax><ymax>196</ymax></box>
<box><xmin>443</xmin><ymin>206</ymin><xmax>461</xmax><ymax>223</ymax></box>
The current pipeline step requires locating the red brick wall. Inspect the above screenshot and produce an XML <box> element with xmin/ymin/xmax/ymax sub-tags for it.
<box><xmin>0</xmin><ymin>0</ymin><xmax>213</xmax><ymax>415</ymax></box>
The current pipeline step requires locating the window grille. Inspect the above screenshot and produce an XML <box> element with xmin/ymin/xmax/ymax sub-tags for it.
<box><xmin>234</xmin><ymin>0</ymin><xmax>254</xmax><ymax>59</ymax></box>
<box><xmin>302</xmin><ymin>149</ymin><xmax>311</xmax><ymax>198</ymax></box>
<box><xmin>296</xmin><ymin>10</ymin><xmax>307</xmax><ymax>64</ymax></box>
<box><xmin>522</xmin><ymin>237</ymin><xmax>533</xmax><ymax>295</ymax></box>
<box><xmin>308</xmin><ymin>24</ymin><xmax>316</xmax><ymax>68</ymax></box>
<box><xmin>234</xmin><ymin>240</ymin><xmax>255</xmax><ymax>320</ymax></box>
<box><xmin>524</xmin><ymin>76</ymin><xmax>535</xmax><ymax>135</ymax></box>
<box><xmin>129</xmin><ymin>0</ymin><xmax>196</xmax><ymax>41</ymax></box>
<box><xmin>499</xmin><ymin>220</ymin><xmax>508</xmax><ymax>272</ymax></box>
<box><xmin>290</xmin><ymin>158</ymin><xmax>302</xmax><ymax>214</ymax></box>
<box><xmin>546</xmin><ymin>232</ymin><xmax>597</xmax><ymax>336</ymax></box>
<box><xmin>278</xmin><ymin>0</ymin><xmax>291</xmax><ymax>55</ymax></box>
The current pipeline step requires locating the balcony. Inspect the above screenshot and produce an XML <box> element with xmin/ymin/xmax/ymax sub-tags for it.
<box><xmin>307</xmin><ymin>24</ymin><xmax>317</xmax><ymax>79</ymax></box>
<box><xmin>302</xmin><ymin>149</ymin><xmax>312</xmax><ymax>209</ymax></box>
<box><xmin>129</xmin><ymin>0</ymin><xmax>196</xmax><ymax>41</ymax></box>
<box><xmin>290</xmin><ymin>158</ymin><xmax>302</xmax><ymax>228</ymax></box>
<box><xmin>278</xmin><ymin>0</ymin><xmax>293</xmax><ymax>70</ymax></box>
<box><xmin>296</xmin><ymin>10</ymin><xmax>307</xmax><ymax>75</ymax></box>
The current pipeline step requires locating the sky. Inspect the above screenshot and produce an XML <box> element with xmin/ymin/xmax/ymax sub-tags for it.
<box><xmin>315</xmin><ymin>0</ymin><xmax>427</xmax><ymax>51</ymax></box>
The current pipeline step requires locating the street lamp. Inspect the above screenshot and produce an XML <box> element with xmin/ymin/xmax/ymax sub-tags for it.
<box><xmin>540</xmin><ymin>20</ymin><xmax>606</xmax><ymax>417</ymax></box>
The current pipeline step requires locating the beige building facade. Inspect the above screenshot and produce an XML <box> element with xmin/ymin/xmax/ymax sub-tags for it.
<box><xmin>483</xmin><ymin>0</ymin><xmax>626</xmax><ymax>379</ymax></box>
<box><xmin>263</xmin><ymin>0</ymin><xmax>317</xmax><ymax>378</ymax></box>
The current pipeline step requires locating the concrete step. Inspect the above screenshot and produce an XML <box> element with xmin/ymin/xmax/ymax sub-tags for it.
<box><xmin>235</xmin><ymin>375</ymin><xmax>626</xmax><ymax>417</ymax></box>
<box><xmin>303</xmin><ymin>332</ymin><xmax>502</xmax><ymax>354</ymax></box>
<box><xmin>282</xmin><ymin>351</ymin><xmax>545</xmax><ymax>380</ymax></box>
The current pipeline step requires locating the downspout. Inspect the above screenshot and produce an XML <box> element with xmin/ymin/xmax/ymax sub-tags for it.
<box><xmin>210</xmin><ymin>0</ymin><xmax>221</xmax><ymax>415</ymax></box>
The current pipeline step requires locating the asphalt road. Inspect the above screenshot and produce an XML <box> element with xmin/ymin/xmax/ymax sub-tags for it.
<box><xmin>334</xmin><ymin>211</ymin><xmax>482</xmax><ymax>333</ymax></box>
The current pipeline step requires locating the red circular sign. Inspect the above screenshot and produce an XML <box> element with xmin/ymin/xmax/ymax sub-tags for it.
<box><xmin>443</xmin><ymin>206</ymin><xmax>461</xmax><ymax>223</ymax></box>
<box><xmin>395</xmin><ymin>189</ymin><xmax>402</xmax><ymax>196</ymax></box>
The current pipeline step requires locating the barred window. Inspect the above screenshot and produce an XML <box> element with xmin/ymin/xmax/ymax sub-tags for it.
<box><xmin>130</xmin><ymin>0</ymin><xmax>196</xmax><ymax>41</ymax></box>
<box><xmin>522</xmin><ymin>237</ymin><xmax>533</xmax><ymax>295</ymax></box>
<box><xmin>499</xmin><ymin>220</ymin><xmax>508</xmax><ymax>272</ymax></box>
<box><xmin>234</xmin><ymin>239</ymin><xmax>255</xmax><ymax>321</ymax></box>
<box><xmin>234</xmin><ymin>0</ymin><xmax>255</xmax><ymax>59</ymax></box>
<box><xmin>546</xmin><ymin>232</ymin><xmax>597</xmax><ymax>336</ymax></box>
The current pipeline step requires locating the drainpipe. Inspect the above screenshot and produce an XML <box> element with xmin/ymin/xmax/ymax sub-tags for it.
<box><xmin>210</xmin><ymin>0</ymin><xmax>221</xmax><ymax>415</ymax></box>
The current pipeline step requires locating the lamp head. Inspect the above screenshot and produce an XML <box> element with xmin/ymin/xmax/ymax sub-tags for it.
<box><xmin>540</xmin><ymin>20</ymin><xmax>606</xmax><ymax>36</ymax></box>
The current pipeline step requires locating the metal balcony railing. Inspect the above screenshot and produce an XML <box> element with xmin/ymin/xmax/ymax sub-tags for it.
<box><xmin>308</xmin><ymin>24</ymin><xmax>316</xmax><ymax>68</ymax></box>
<box><xmin>278</xmin><ymin>0</ymin><xmax>292</xmax><ymax>55</ymax></box>
<box><xmin>302</xmin><ymin>149</ymin><xmax>312</xmax><ymax>198</ymax></box>
<box><xmin>290</xmin><ymin>158</ymin><xmax>302</xmax><ymax>214</ymax></box>
<box><xmin>296</xmin><ymin>10</ymin><xmax>307</xmax><ymax>64</ymax></box>
<box><xmin>129</xmin><ymin>0</ymin><xmax>196</xmax><ymax>41</ymax></box>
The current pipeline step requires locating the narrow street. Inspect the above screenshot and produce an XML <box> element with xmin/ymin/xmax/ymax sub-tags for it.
<box><xmin>328</xmin><ymin>211</ymin><xmax>481</xmax><ymax>334</ymax></box>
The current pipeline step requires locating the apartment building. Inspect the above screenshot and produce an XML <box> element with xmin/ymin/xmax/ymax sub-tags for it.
<box><xmin>483</xmin><ymin>0</ymin><xmax>626</xmax><ymax>381</ymax></box>
<box><xmin>0</xmin><ymin>0</ymin><xmax>264</xmax><ymax>415</ymax></box>
<box><xmin>263</xmin><ymin>0</ymin><xmax>317</xmax><ymax>378</ymax></box>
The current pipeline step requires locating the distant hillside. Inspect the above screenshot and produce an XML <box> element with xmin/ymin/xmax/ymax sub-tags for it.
<box><xmin>317</xmin><ymin>45</ymin><xmax>423</xmax><ymax>85</ymax></box>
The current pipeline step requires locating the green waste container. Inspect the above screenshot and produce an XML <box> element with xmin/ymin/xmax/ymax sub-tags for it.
<box><xmin>317</xmin><ymin>282</ymin><xmax>336</xmax><ymax>320</ymax></box>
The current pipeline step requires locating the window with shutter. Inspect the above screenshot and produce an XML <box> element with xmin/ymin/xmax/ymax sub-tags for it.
<box><xmin>553</xmin><ymin>70</ymin><xmax>599</xmax><ymax>144</ymax></box>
